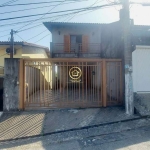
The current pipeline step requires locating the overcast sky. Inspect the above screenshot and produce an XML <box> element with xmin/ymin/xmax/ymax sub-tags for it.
<box><xmin>0</xmin><ymin>0</ymin><xmax>150</xmax><ymax>48</ymax></box>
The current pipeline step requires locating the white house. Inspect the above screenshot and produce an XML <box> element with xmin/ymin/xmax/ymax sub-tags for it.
<box><xmin>133</xmin><ymin>45</ymin><xmax>150</xmax><ymax>114</ymax></box>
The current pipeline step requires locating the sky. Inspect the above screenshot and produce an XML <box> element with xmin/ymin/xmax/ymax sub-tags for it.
<box><xmin>0</xmin><ymin>0</ymin><xmax>150</xmax><ymax>48</ymax></box>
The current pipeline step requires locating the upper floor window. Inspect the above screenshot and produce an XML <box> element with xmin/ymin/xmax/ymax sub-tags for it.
<box><xmin>70</xmin><ymin>35</ymin><xmax>82</xmax><ymax>52</ymax></box>
<box><xmin>64</xmin><ymin>35</ymin><xmax>88</xmax><ymax>53</ymax></box>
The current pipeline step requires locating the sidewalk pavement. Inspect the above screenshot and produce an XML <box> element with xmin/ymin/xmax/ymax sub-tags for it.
<box><xmin>0</xmin><ymin>107</ymin><xmax>139</xmax><ymax>141</ymax></box>
<box><xmin>1</xmin><ymin>117</ymin><xmax>150</xmax><ymax>150</ymax></box>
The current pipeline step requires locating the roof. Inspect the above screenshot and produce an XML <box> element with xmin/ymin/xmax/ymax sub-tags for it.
<box><xmin>44</xmin><ymin>21</ymin><xmax>107</xmax><ymax>25</ymax></box>
<box><xmin>44</xmin><ymin>21</ymin><xmax>150</xmax><ymax>35</ymax></box>
<box><xmin>0</xmin><ymin>41</ymin><xmax>49</xmax><ymax>50</ymax></box>
<box><xmin>0</xmin><ymin>41</ymin><xmax>50</xmax><ymax>56</ymax></box>
<box><xmin>43</xmin><ymin>22</ymin><xmax>108</xmax><ymax>32</ymax></box>
<box><xmin>43</xmin><ymin>21</ymin><xmax>150</xmax><ymax>46</ymax></box>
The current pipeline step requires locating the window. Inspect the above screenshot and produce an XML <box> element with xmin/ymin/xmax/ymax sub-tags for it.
<box><xmin>70</xmin><ymin>35</ymin><xmax>82</xmax><ymax>52</ymax></box>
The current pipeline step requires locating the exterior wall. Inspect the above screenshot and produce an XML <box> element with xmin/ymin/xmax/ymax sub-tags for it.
<box><xmin>22</xmin><ymin>46</ymin><xmax>48</xmax><ymax>58</ymax></box>
<box><xmin>133</xmin><ymin>45</ymin><xmax>150</xmax><ymax>115</ymax></box>
<box><xmin>132</xmin><ymin>46</ymin><xmax>150</xmax><ymax>92</ymax></box>
<box><xmin>134</xmin><ymin>93</ymin><xmax>150</xmax><ymax>115</ymax></box>
<box><xmin>0</xmin><ymin>44</ymin><xmax>48</xmax><ymax>77</ymax></box>
<box><xmin>101</xmin><ymin>23</ymin><xmax>123</xmax><ymax>59</ymax></box>
<box><xmin>51</xmin><ymin>25</ymin><xmax>101</xmax><ymax>53</ymax></box>
<box><xmin>0</xmin><ymin>45</ymin><xmax>48</xmax><ymax>69</ymax></box>
<box><xmin>1</xmin><ymin>45</ymin><xmax>49</xmax><ymax>111</ymax></box>
<box><xmin>0</xmin><ymin>45</ymin><xmax>22</xmax><ymax>67</ymax></box>
<box><xmin>50</xmin><ymin>23</ymin><xmax>123</xmax><ymax>59</ymax></box>
<box><xmin>3</xmin><ymin>58</ymin><xmax>20</xmax><ymax>111</ymax></box>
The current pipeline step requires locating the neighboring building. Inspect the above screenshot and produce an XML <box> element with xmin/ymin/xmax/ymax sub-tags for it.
<box><xmin>0</xmin><ymin>41</ymin><xmax>50</xmax><ymax>77</ymax></box>
<box><xmin>133</xmin><ymin>45</ymin><xmax>150</xmax><ymax>93</ymax></box>
<box><xmin>132</xmin><ymin>25</ymin><xmax>150</xmax><ymax>114</ymax></box>
<box><xmin>0</xmin><ymin>41</ymin><xmax>50</xmax><ymax>111</ymax></box>
<box><xmin>133</xmin><ymin>45</ymin><xmax>150</xmax><ymax>114</ymax></box>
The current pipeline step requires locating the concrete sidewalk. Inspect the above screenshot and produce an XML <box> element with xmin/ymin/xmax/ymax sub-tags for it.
<box><xmin>1</xmin><ymin>119</ymin><xmax>150</xmax><ymax>150</ymax></box>
<box><xmin>0</xmin><ymin>107</ymin><xmax>139</xmax><ymax>141</ymax></box>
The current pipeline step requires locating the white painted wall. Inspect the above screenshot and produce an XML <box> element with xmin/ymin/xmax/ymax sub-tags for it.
<box><xmin>132</xmin><ymin>45</ymin><xmax>150</xmax><ymax>92</ymax></box>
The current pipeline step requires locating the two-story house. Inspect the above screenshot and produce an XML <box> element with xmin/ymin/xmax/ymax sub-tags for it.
<box><xmin>36</xmin><ymin>22</ymin><xmax>123</xmax><ymax>109</ymax></box>
<box><xmin>4</xmin><ymin>21</ymin><xmax>150</xmax><ymax>113</ymax></box>
<box><xmin>44</xmin><ymin>21</ymin><xmax>123</xmax><ymax>58</ymax></box>
<box><xmin>44</xmin><ymin>22</ymin><xmax>102</xmax><ymax>58</ymax></box>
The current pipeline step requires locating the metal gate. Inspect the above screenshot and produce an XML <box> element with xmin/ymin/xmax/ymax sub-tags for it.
<box><xmin>19</xmin><ymin>59</ymin><xmax>123</xmax><ymax>109</ymax></box>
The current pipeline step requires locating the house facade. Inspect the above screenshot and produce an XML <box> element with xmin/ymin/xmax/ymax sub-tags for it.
<box><xmin>0</xmin><ymin>41</ymin><xmax>49</xmax><ymax>77</ymax></box>
<box><xmin>44</xmin><ymin>22</ymin><xmax>123</xmax><ymax>59</ymax></box>
<box><xmin>133</xmin><ymin>45</ymin><xmax>150</xmax><ymax>114</ymax></box>
<box><xmin>0</xmin><ymin>41</ymin><xmax>49</xmax><ymax>90</ymax></box>
<box><xmin>22</xmin><ymin>22</ymin><xmax>122</xmax><ymax>109</ymax></box>
<box><xmin>3</xmin><ymin>21</ymin><xmax>150</xmax><ymax>112</ymax></box>
<box><xmin>0</xmin><ymin>42</ymin><xmax>49</xmax><ymax>111</ymax></box>
<box><xmin>49</xmin><ymin>22</ymin><xmax>101</xmax><ymax>58</ymax></box>
<box><xmin>131</xmin><ymin>25</ymin><xmax>150</xmax><ymax>114</ymax></box>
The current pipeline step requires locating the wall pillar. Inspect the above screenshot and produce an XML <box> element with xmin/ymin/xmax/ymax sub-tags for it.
<box><xmin>3</xmin><ymin>58</ymin><xmax>20</xmax><ymax>111</ymax></box>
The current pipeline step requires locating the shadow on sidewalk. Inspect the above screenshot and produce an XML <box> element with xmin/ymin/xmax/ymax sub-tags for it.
<box><xmin>0</xmin><ymin>107</ymin><xmax>140</xmax><ymax>149</ymax></box>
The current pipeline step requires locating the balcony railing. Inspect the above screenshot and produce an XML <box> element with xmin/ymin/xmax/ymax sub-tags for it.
<box><xmin>50</xmin><ymin>43</ymin><xmax>101</xmax><ymax>58</ymax></box>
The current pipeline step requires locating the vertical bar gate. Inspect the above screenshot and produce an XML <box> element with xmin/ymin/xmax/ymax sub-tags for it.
<box><xmin>20</xmin><ymin>58</ymin><xmax>123</xmax><ymax>109</ymax></box>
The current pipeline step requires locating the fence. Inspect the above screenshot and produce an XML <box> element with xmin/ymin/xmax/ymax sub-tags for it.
<box><xmin>19</xmin><ymin>58</ymin><xmax>123</xmax><ymax>109</ymax></box>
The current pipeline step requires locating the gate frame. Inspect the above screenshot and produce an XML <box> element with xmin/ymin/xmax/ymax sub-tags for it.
<box><xmin>102</xmin><ymin>59</ymin><xmax>107</xmax><ymax>107</ymax></box>
<box><xmin>19</xmin><ymin>58</ymin><xmax>122</xmax><ymax>110</ymax></box>
<box><xmin>19</xmin><ymin>58</ymin><xmax>24</xmax><ymax>110</ymax></box>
